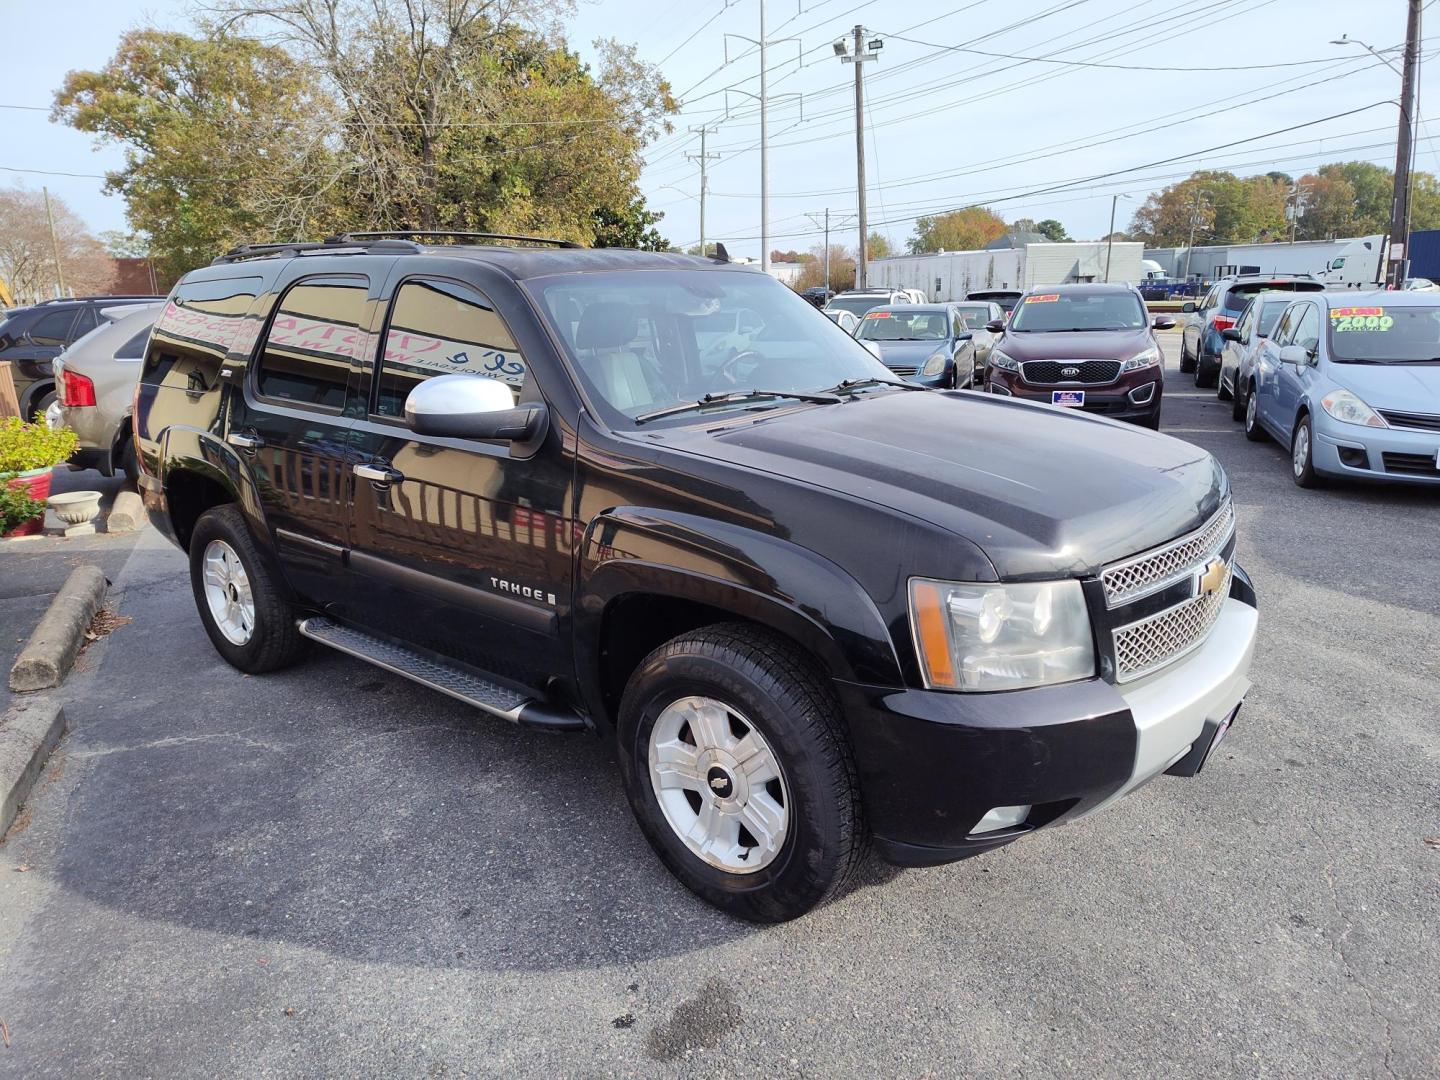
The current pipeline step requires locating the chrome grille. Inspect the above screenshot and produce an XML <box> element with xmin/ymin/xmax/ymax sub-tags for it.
<box><xmin>1101</xmin><ymin>502</ymin><xmax>1235</xmax><ymax>608</ymax></box>
<box><xmin>1020</xmin><ymin>359</ymin><xmax>1121</xmax><ymax>384</ymax></box>
<box><xmin>1378</xmin><ymin>409</ymin><xmax>1440</xmax><ymax>433</ymax></box>
<box><xmin>1113</xmin><ymin>561</ymin><xmax>1232</xmax><ymax>682</ymax></box>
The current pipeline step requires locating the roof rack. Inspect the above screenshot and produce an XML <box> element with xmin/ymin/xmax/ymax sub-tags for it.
<box><xmin>335</xmin><ymin>230</ymin><xmax>583</xmax><ymax>249</ymax></box>
<box><xmin>35</xmin><ymin>294</ymin><xmax>164</xmax><ymax>304</ymax></box>
<box><xmin>211</xmin><ymin>238</ymin><xmax>422</xmax><ymax>265</ymax></box>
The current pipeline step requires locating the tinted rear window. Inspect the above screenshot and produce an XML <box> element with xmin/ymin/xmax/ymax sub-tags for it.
<box><xmin>1224</xmin><ymin>281</ymin><xmax>1321</xmax><ymax>312</ymax></box>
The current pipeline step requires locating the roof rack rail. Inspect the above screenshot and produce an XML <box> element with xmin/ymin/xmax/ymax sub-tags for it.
<box><xmin>35</xmin><ymin>294</ymin><xmax>163</xmax><ymax>304</ymax></box>
<box><xmin>336</xmin><ymin>230</ymin><xmax>582</xmax><ymax>249</ymax></box>
<box><xmin>211</xmin><ymin>238</ymin><xmax>422</xmax><ymax>265</ymax></box>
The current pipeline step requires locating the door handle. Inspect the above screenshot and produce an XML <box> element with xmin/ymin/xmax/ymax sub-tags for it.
<box><xmin>354</xmin><ymin>462</ymin><xmax>404</xmax><ymax>485</ymax></box>
<box><xmin>227</xmin><ymin>432</ymin><xmax>264</xmax><ymax>451</ymax></box>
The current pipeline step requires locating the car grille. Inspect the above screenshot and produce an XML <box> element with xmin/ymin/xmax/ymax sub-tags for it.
<box><xmin>1378</xmin><ymin>409</ymin><xmax>1440</xmax><ymax>432</ymax></box>
<box><xmin>1382</xmin><ymin>451</ymin><xmax>1440</xmax><ymax>476</ymax></box>
<box><xmin>1020</xmin><ymin>360</ymin><xmax>1122</xmax><ymax>384</ymax></box>
<box><xmin>1112</xmin><ymin>560</ymin><xmax>1233</xmax><ymax>683</ymax></box>
<box><xmin>887</xmin><ymin>365</ymin><xmax>918</xmax><ymax>376</ymax></box>
<box><xmin>1100</xmin><ymin>502</ymin><xmax>1235</xmax><ymax>608</ymax></box>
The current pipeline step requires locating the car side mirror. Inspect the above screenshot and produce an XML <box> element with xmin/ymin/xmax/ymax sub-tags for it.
<box><xmin>404</xmin><ymin>374</ymin><xmax>546</xmax><ymax>441</ymax></box>
<box><xmin>1220</xmin><ymin>327</ymin><xmax>1241</xmax><ymax>342</ymax></box>
<box><xmin>1181</xmin><ymin>302</ymin><xmax>1197</xmax><ymax>313</ymax></box>
<box><xmin>984</xmin><ymin>319</ymin><xmax>1005</xmax><ymax>333</ymax></box>
<box><xmin>1278</xmin><ymin>344</ymin><xmax>1309</xmax><ymax>367</ymax></box>
<box><xmin>957</xmin><ymin>330</ymin><xmax>974</xmax><ymax>341</ymax></box>
<box><xmin>1152</xmin><ymin>315</ymin><xmax>1176</xmax><ymax>330</ymax></box>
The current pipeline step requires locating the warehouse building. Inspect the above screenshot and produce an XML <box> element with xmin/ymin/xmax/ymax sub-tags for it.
<box><xmin>866</xmin><ymin>238</ymin><xmax>1145</xmax><ymax>302</ymax></box>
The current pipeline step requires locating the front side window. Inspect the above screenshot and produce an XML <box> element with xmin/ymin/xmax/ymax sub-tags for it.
<box><xmin>1235</xmin><ymin>301</ymin><xmax>1256</xmax><ymax>340</ymax></box>
<box><xmin>1008</xmin><ymin>292</ymin><xmax>1147</xmax><ymax>332</ymax></box>
<box><xmin>856</xmin><ymin>310</ymin><xmax>950</xmax><ymax>341</ymax></box>
<box><xmin>255</xmin><ymin>278</ymin><xmax>368</xmax><ymax>410</ymax></box>
<box><xmin>375</xmin><ymin>279</ymin><xmax>526</xmax><ymax>418</ymax></box>
<box><xmin>1292</xmin><ymin>305</ymin><xmax>1321</xmax><ymax>353</ymax></box>
<box><xmin>1270</xmin><ymin>307</ymin><xmax>1298</xmax><ymax>346</ymax></box>
<box><xmin>530</xmin><ymin>269</ymin><xmax>891</xmax><ymax>425</ymax></box>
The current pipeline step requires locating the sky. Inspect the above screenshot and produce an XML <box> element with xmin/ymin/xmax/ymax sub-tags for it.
<box><xmin>1</xmin><ymin>0</ymin><xmax>1430</xmax><ymax>261</ymax></box>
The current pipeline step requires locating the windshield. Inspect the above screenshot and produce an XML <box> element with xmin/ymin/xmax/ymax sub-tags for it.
<box><xmin>953</xmin><ymin>305</ymin><xmax>993</xmax><ymax>327</ymax></box>
<box><xmin>529</xmin><ymin>270</ymin><xmax>894</xmax><ymax>426</ymax></box>
<box><xmin>1326</xmin><ymin>303</ymin><xmax>1440</xmax><ymax>362</ymax></box>
<box><xmin>825</xmin><ymin>295</ymin><xmax>890</xmax><ymax>318</ymax></box>
<box><xmin>1008</xmin><ymin>292</ymin><xmax>1146</xmax><ymax>332</ymax></box>
<box><xmin>855</xmin><ymin>310</ymin><xmax>949</xmax><ymax>341</ymax></box>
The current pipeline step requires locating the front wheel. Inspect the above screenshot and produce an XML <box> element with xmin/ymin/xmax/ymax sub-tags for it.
<box><xmin>1179</xmin><ymin>340</ymin><xmax>1196</xmax><ymax>374</ymax></box>
<box><xmin>1291</xmin><ymin>414</ymin><xmax>1324</xmax><ymax>488</ymax></box>
<box><xmin>1231</xmin><ymin>381</ymin><xmax>1247</xmax><ymax>422</ymax></box>
<box><xmin>189</xmin><ymin>505</ymin><xmax>308</xmax><ymax>673</ymax></box>
<box><xmin>1244</xmin><ymin>384</ymin><xmax>1267</xmax><ymax>441</ymax></box>
<box><xmin>616</xmin><ymin>624</ymin><xmax>866</xmax><ymax>922</ymax></box>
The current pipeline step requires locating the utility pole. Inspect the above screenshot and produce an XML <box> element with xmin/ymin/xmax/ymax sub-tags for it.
<box><xmin>42</xmin><ymin>187</ymin><xmax>66</xmax><ymax>297</ymax></box>
<box><xmin>1183</xmin><ymin>190</ymin><xmax>1207</xmax><ymax>293</ymax></box>
<box><xmin>1387</xmin><ymin>0</ymin><xmax>1422</xmax><ymax>287</ymax></box>
<box><xmin>1104</xmin><ymin>193</ymin><xmax>1130</xmax><ymax>283</ymax></box>
<box><xmin>1289</xmin><ymin>180</ymin><xmax>1301</xmax><ymax>243</ymax></box>
<box><xmin>838</xmin><ymin>28</ymin><xmax>882</xmax><ymax>289</ymax></box>
<box><xmin>686</xmin><ymin>125</ymin><xmax>721</xmax><ymax>256</ymax></box>
<box><xmin>759</xmin><ymin>0</ymin><xmax>770</xmax><ymax>272</ymax></box>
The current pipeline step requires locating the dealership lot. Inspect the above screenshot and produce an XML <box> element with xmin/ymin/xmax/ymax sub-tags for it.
<box><xmin>0</xmin><ymin>332</ymin><xmax>1436</xmax><ymax>1078</ymax></box>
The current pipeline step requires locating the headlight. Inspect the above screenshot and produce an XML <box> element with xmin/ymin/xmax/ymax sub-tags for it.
<box><xmin>921</xmin><ymin>351</ymin><xmax>948</xmax><ymax>376</ymax></box>
<box><xmin>990</xmin><ymin>348</ymin><xmax>1019</xmax><ymax>372</ymax></box>
<box><xmin>1321</xmin><ymin>388</ymin><xmax>1387</xmax><ymax>428</ymax></box>
<box><xmin>1120</xmin><ymin>346</ymin><xmax>1160</xmax><ymax>373</ymax></box>
<box><xmin>908</xmin><ymin>578</ymin><xmax>1095</xmax><ymax>692</ymax></box>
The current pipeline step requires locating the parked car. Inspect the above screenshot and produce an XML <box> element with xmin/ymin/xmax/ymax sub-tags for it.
<box><xmin>801</xmin><ymin>286</ymin><xmax>834</xmax><ymax>308</ymax></box>
<box><xmin>51</xmin><ymin>303</ymin><xmax>164</xmax><ymax>482</ymax></box>
<box><xmin>822</xmin><ymin>308</ymin><xmax>860</xmax><ymax>334</ymax></box>
<box><xmin>822</xmin><ymin>289</ymin><xmax>911</xmax><ymax>321</ymax></box>
<box><xmin>983</xmin><ymin>283</ymin><xmax>1173</xmax><ymax>429</ymax></box>
<box><xmin>1217</xmin><ymin>292</ymin><xmax>1292</xmax><ymax>421</ymax></box>
<box><xmin>853</xmin><ymin>304</ymin><xmax>978</xmax><ymax>388</ymax></box>
<box><xmin>965</xmin><ymin>289</ymin><xmax>1023</xmax><ymax>317</ymax></box>
<box><xmin>1179</xmin><ymin>274</ymin><xmax>1322</xmax><ymax>387</ymax></box>
<box><xmin>951</xmin><ymin>300</ymin><xmax>1006</xmax><ymax>369</ymax></box>
<box><xmin>0</xmin><ymin>294</ymin><xmax>164</xmax><ymax>419</ymax></box>
<box><xmin>1401</xmin><ymin>277</ymin><xmax>1440</xmax><ymax>292</ymax></box>
<box><xmin>1243</xmin><ymin>291</ymin><xmax>1440</xmax><ymax>487</ymax></box>
<box><xmin>900</xmin><ymin>288</ymin><xmax>928</xmax><ymax>305</ymax></box>
<box><xmin>135</xmin><ymin>233</ymin><xmax>1257</xmax><ymax>922</ymax></box>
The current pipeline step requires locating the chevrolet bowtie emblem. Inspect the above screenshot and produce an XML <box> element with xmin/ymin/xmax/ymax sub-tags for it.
<box><xmin>710</xmin><ymin>776</ymin><xmax>729</xmax><ymax>792</ymax></box>
<box><xmin>1196</xmin><ymin>557</ymin><xmax>1227</xmax><ymax>597</ymax></box>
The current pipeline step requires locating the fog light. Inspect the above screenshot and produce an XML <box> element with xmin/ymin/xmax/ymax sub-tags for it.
<box><xmin>1128</xmin><ymin>382</ymin><xmax>1156</xmax><ymax>405</ymax></box>
<box><xmin>971</xmin><ymin>804</ymin><xmax>1031</xmax><ymax>834</ymax></box>
<box><xmin>1337</xmin><ymin>445</ymin><xmax>1369</xmax><ymax>469</ymax></box>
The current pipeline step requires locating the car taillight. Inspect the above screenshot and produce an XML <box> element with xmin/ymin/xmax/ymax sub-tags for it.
<box><xmin>60</xmin><ymin>369</ymin><xmax>96</xmax><ymax>407</ymax></box>
<box><xmin>1212</xmin><ymin>316</ymin><xmax>1236</xmax><ymax>332</ymax></box>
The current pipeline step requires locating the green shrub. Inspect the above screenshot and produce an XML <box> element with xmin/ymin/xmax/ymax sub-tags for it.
<box><xmin>0</xmin><ymin>417</ymin><xmax>79</xmax><ymax>474</ymax></box>
<box><xmin>0</xmin><ymin>479</ymin><xmax>47</xmax><ymax>533</ymax></box>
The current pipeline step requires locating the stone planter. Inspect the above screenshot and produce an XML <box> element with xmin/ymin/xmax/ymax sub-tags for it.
<box><xmin>48</xmin><ymin>489</ymin><xmax>103</xmax><ymax>537</ymax></box>
<box><xmin>3</xmin><ymin>467</ymin><xmax>53</xmax><ymax>538</ymax></box>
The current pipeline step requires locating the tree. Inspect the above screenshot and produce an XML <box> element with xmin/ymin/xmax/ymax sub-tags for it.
<box><xmin>866</xmin><ymin>232</ymin><xmax>893</xmax><ymax>259</ymax></box>
<box><xmin>1129</xmin><ymin>171</ymin><xmax>1288</xmax><ymax>246</ymax></box>
<box><xmin>0</xmin><ymin>186</ymin><xmax>115</xmax><ymax>304</ymax></box>
<box><xmin>1293</xmin><ymin>172</ymin><xmax>1357</xmax><ymax>240</ymax></box>
<box><xmin>795</xmin><ymin>244</ymin><xmax>855</xmax><ymax>291</ymax></box>
<box><xmin>592</xmin><ymin>196</ymin><xmax>666</xmax><ymax>250</ymax></box>
<box><xmin>684</xmin><ymin>242</ymin><xmax>718</xmax><ymax>257</ymax></box>
<box><xmin>1034</xmin><ymin>218</ymin><xmax>1070</xmax><ymax>242</ymax></box>
<box><xmin>907</xmin><ymin>206</ymin><xmax>1006</xmax><ymax>253</ymax></box>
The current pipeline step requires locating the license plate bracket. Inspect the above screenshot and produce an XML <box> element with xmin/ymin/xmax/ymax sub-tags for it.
<box><xmin>1052</xmin><ymin>389</ymin><xmax>1085</xmax><ymax>407</ymax></box>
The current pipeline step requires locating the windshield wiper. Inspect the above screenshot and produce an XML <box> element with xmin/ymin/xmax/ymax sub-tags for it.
<box><xmin>634</xmin><ymin>388</ymin><xmax>842</xmax><ymax>424</ymax></box>
<box><xmin>819</xmin><ymin>376</ymin><xmax>930</xmax><ymax>395</ymax></box>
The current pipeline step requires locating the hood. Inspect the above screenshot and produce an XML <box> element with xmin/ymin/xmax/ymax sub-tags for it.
<box><xmin>998</xmin><ymin>327</ymin><xmax>1152</xmax><ymax>361</ymax></box>
<box><xmin>870</xmin><ymin>340</ymin><xmax>947</xmax><ymax>367</ymax></box>
<box><xmin>651</xmin><ymin>390</ymin><xmax>1225</xmax><ymax>580</ymax></box>
<box><xmin>1329</xmin><ymin>362</ymin><xmax>1440</xmax><ymax>410</ymax></box>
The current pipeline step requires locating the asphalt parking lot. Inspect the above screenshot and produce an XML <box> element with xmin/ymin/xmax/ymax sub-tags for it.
<box><xmin>1</xmin><ymin>330</ymin><xmax>1436</xmax><ymax>1078</ymax></box>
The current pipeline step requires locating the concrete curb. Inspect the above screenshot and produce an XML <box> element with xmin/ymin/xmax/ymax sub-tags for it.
<box><xmin>0</xmin><ymin>697</ymin><xmax>67</xmax><ymax>838</ymax></box>
<box><xmin>9</xmin><ymin>564</ymin><xmax>108</xmax><ymax>692</ymax></box>
<box><xmin>107</xmin><ymin>489</ymin><xmax>145</xmax><ymax>533</ymax></box>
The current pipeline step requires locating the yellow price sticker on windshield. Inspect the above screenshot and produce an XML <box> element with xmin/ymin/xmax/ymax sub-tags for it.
<box><xmin>1329</xmin><ymin>306</ymin><xmax>1383</xmax><ymax>319</ymax></box>
<box><xmin>1332</xmin><ymin>313</ymin><xmax>1393</xmax><ymax>332</ymax></box>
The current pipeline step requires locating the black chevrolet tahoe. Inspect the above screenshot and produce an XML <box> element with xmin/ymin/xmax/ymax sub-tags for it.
<box><xmin>134</xmin><ymin>233</ymin><xmax>1259</xmax><ymax>922</ymax></box>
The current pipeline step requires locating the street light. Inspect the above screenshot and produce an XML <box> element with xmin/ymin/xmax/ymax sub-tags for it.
<box><xmin>1330</xmin><ymin>35</ymin><xmax>1402</xmax><ymax>73</ymax></box>
<box><xmin>1105</xmin><ymin>193</ymin><xmax>1132</xmax><ymax>282</ymax></box>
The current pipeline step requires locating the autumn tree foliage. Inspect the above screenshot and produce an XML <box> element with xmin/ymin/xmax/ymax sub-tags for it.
<box><xmin>907</xmin><ymin>206</ymin><xmax>1007</xmax><ymax>254</ymax></box>
<box><xmin>0</xmin><ymin>187</ymin><xmax>115</xmax><ymax>304</ymax></box>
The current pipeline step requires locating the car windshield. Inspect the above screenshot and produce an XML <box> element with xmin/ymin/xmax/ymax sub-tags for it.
<box><xmin>1008</xmin><ymin>292</ymin><xmax>1146</xmax><ymax>332</ymax></box>
<box><xmin>953</xmin><ymin>305</ymin><xmax>993</xmax><ymax>327</ymax></box>
<box><xmin>825</xmin><ymin>295</ymin><xmax>890</xmax><ymax>317</ymax></box>
<box><xmin>1326</xmin><ymin>303</ymin><xmax>1440</xmax><ymax>362</ymax></box>
<box><xmin>855</xmin><ymin>310</ymin><xmax>949</xmax><ymax>341</ymax></box>
<box><xmin>528</xmin><ymin>270</ymin><xmax>895</xmax><ymax>426</ymax></box>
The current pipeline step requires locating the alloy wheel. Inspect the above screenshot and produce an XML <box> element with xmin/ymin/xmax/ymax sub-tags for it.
<box><xmin>201</xmin><ymin>539</ymin><xmax>255</xmax><ymax>645</ymax></box>
<box><xmin>1292</xmin><ymin>423</ymin><xmax>1310</xmax><ymax>478</ymax></box>
<box><xmin>648</xmin><ymin>695</ymin><xmax>790</xmax><ymax>874</ymax></box>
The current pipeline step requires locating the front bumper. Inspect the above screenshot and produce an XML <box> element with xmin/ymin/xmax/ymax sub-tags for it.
<box><xmin>1313</xmin><ymin>414</ymin><xmax>1440</xmax><ymax>484</ymax></box>
<box><xmin>842</xmin><ymin>570</ymin><xmax>1258</xmax><ymax>867</ymax></box>
<box><xmin>987</xmin><ymin>366</ymin><xmax>1163</xmax><ymax>423</ymax></box>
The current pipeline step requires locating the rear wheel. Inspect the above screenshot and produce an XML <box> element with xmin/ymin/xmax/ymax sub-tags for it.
<box><xmin>1194</xmin><ymin>354</ymin><xmax>1218</xmax><ymax>388</ymax></box>
<box><xmin>118</xmin><ymin>435</ymin><xmax>140</xmax><ymax>487</ymax></box>
<box><xmin>189</xmin><ymin>505</ymin><xmax>308</xmax><ymax>673</ymax></box>
<box><xmin>616</xmin><ymin>623</ymin><xmax>865</xmax><ymax>922</ymax></box>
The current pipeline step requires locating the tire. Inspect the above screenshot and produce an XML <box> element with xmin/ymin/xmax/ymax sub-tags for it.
<box><xmin>1217</xmin><ymin>368</ymin><xmax>1233</xmax><ymax>402</ymax></box>
<box><xmin>1231</xmin><ymin>381</ymin><xmax>1247</xmax><ymax>422</ymax></box>
<box><xmin>615</xmin><ymin>623</ymin><xmax>866</xmax><ymax>923</ymax></box>
<box><xmin>30</xmin><ymin>388</ymin><xmax>57</xmax><ymax>424</ymax></box>
<box><xmin>1243</xmin><ymin>382</ymin><xmax>1267</xmax><ymax>441</ymax></box>
<box><xmin>118</xmin><ymin>435</ymin><xmax>140</xmax><ymax>487</ymax></box>
<box><xmin>1140</xmin><ymin>410</ymin><xmax>1162</xmax><ymax>430</ymax></box>
<box><xmin>1194</xmin><ymin>354</ymin><xmax>1218</xmax><ymax>388</ymax></box>
<box><xmin>188</xmin><ymin>505</ymin><xmax>308</xmax><ymax>673</ymax></box>
<box><xmin>1290</xmin><ymin>413</ymin><xmax>1324</xmax><ymax>488</ymax></box>
<box><xmin>1179</xmin><ymin>339</ymin><xmax>1196</xmax><ymax>374</ymax></box>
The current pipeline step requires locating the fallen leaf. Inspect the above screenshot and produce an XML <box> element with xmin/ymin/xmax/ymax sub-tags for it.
<box><xmin>1425</xmin><ymin>836</ymin><xmax>1440</xmax><ymax>849</ymax></box>
<box><xmin>13</xmin><ymin>865</ymin><xmax>29</xmax><ymax>873</ymax></box>
<box><xmin>282</xmin><ymin>1007</ymin><xmax>295</xmax><ymax>1017</ymax></box>
<box><xmin>1</xmin><ymin>1016</ymin><xmax>9</xmax><ymax>1048</ymax></box>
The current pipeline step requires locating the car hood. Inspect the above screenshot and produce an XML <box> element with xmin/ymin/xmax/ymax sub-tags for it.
<box><xmin>998</xmin><ymin>328</ymin><xmax>1152</xmax><ymax>360</ymax></box>
<box><xmin>1329</xmin><ymin>361</ymin><xmax>1440</xmax><ymax>409</ymax></box>
<box><xmin>868</xmin><ymin>340</ymin><xmax>947</xmax><ymax>366</ymax></box>
<box><xmin>652</xmin><ymin>390</ymin><xmax>1225</xmax><ymax>580</ymax></box>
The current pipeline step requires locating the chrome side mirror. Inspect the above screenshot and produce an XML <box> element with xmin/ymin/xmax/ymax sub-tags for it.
<box><xmin>403</xmin><ymin>374</ymin><xmax>546</xmax><ymax>442</ymax></box>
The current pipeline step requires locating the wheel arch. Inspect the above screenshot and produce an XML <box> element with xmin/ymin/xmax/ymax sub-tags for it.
<box><xmin>159</xmin><ymin>427</ymin><xmax>269</xmax><ymax>554</ymax></box>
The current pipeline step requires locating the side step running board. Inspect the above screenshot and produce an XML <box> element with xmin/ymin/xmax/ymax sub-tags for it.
<box><xmin>297</xmin><ymin>616</ymin><xmax>587</xmax><ymax>732</ymax></box>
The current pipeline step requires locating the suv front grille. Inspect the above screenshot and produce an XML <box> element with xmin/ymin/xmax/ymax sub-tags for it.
<box><xmin>1020</xmin><ymin>360</ymin><xmax>1121</xmax><ymax>384</ymax></box>
<box><xmin>1100</xmin><ymin>502</ymin><xmax>1235</xmax><ymax>608</ymax></box>
<box><xmin>1378</xmin><ymin>409</ymin><xmax>1440</xmax><ymax>432</ymax></box>
<box><xmin>1112</xmin><ymin>560</ymin><xmax>1233</xmax><ymax>682</ymax></box>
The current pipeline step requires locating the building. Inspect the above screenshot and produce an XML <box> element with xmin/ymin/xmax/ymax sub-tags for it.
<box><xmin>1143</xmin><ymin>239</ymin><xmax>1350</xmax><ymax>283</ymax></box>
<box><xmin>866</xmin><ymin>241</ymin><xmax>1144</xmax><ymax>302</ymax></box>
